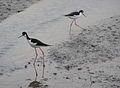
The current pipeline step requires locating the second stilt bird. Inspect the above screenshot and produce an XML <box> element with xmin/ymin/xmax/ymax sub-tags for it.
<box><xmin>65</xmin><ymin>10</ymin><xmax>86</xmax><ymax>35</ymax></box>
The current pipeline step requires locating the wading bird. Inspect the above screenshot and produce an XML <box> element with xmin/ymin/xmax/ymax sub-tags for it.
<box><xmin>65</xmin><ymin>10</ymin><xmax>86</xmax><ymax>35</ymax></box>
<box><xmin>18</xmin><ymin>32</ymin><xmax>50</xmax><ymax>80</ymax></box>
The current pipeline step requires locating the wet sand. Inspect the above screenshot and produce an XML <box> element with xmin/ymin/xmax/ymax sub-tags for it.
<box><xmin>0</xmin><ymin>0</ymin><xmax>120</xmax><ymax>88</ymax></box>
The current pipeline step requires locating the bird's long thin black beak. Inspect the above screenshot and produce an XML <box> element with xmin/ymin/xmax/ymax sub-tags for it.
<box><xmin>18</xmin><ymin>35</ymin><xmax>23</xmax><ymax>38</ymax></box>
<box><xmin>82</xmin><ymin>13</ymin><xmax>86</xmax><ymax>17</ymax></box>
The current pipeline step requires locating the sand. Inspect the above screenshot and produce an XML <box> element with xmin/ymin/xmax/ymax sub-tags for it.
<box><xmin>0</xmin><ymin>0</ymin><xmax>120</xmax><ymax>88</ymax></box>
<box><xmin>0</xmin><ymin>0</ymin><xmax>40</xmax><ymax>22</ymax></box>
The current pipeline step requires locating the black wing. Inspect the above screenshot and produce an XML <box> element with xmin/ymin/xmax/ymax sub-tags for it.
<box><xmin>65</xmin><ymin>11</ymin><xmax>79</xmax><ymax>16</ymax></box>
<box><xmin>31</xmin><ymin>38</ymin><xmax>50</xmax><ymax>46</ymax></box>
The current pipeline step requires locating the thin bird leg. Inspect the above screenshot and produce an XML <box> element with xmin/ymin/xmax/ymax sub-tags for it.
<box><xmin>39</xmin><ymin>47</ymin><xmax>45</xmax><ymax>78</ymax></box>
<box><xmin>74</xmin><ymin>19</ymin><xmax>81</xmax><ymax>28</ymax></box>
<box><xmin>69</xmin><ymin>19</ymin><xmax>74</xmax><ymax>35</ymax></box>
<box><xmin>33</xmin><ymin>48</ymin><xmax>38</xmax><ymax>81</ymax></box>
<box><xmin>74</xmin><ymin>20</ymin><xmax>86</xmax><ymax>30</ymax></box>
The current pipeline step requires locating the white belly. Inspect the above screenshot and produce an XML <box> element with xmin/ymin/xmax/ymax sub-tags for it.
<box><xmin>28</xmin><ymin>40</ymin><xmax>40</xmax><ymax>48</ymax></box>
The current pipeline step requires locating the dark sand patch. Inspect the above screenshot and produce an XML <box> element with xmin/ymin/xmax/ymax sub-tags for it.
<box><xmin>0</xmin><ymin>0</ymin><xmax>41</xmax><ymax>22</ymax></box>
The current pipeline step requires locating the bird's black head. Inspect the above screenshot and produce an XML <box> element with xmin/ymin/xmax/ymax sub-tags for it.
<box><xmin>22</xmin><ymin>32</ymin><xmax>27</xmax><ymax>36</ymax></box>
<box><xmin>79</xmin><ymin>10</ymin><xmax>84</xmax><ymax>13</ymax></box>
<box><xmin>79</xmin><ymin>10</ymin><xmax>86</xmax><ymax>17</ymax></box>
<box><xmin>18</xmin><ymin>32</ymin><xmax>27</xmax><ymax>38</ymax></box>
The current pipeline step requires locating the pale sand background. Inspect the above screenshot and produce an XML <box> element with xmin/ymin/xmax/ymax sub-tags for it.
<box><xmin>0</xmin><ymin>0</ymin><xmax>120</xmax><ymax>88</ymax></box>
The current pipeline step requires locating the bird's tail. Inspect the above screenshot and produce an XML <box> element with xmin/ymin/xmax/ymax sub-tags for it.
<box><xmin>43</xmin><ymin>44</ymin><xmax>52</xmax><ymax>46</ymax></box>
<box><xmin>64</xmin><ymin>14</ymin><xmax>69</xmax><ymax>16</ymax></box>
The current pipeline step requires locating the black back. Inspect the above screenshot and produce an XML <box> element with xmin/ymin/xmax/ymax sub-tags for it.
<box><xmin>65</xmin><ymin>11</ymin><xmax>79</xmax><ymax>16</ymax></box>
<box><xmin>31</xmin><ymin>38</ymin><xmax>50</xmax><ymax>46</ymax></box>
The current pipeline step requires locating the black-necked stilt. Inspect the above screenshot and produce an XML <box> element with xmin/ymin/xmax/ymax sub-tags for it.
<box><xmin>65</xmin><ymin>10</ymin><xmax>86</xmax><ymax>35</ymax></box>
<box><xmin>18</xmin><ymin>32</ymin><xmax>50</xmax><ymax>79</ymax></box>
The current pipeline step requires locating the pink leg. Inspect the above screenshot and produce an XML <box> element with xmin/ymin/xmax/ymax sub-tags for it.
<box><xmin>69</xmin><ymin>19</ymin><xmax>75</xmax><ymax>36</ymax></box>
<box><xmin>33</xmin><ymin>48</ymin><xmax>38</xmax><ymax>81</ymax></box>
<box><xmin>74</xmin><ymin>20</ymin><xmax>86</xmax><ymax>30</ymax></box>
<box><xmin>74</xmin><ymin>19</ymin><xmax>81</xmax><ymax>28</ymax></box>
<box><xmin>39</xmin><ymin>47</ymin><xmax>45</xmax><ymax>78</ymax></box>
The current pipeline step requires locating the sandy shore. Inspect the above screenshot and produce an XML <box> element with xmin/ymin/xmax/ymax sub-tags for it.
<box><xmin>0</xmin><ymin>0</ymin><xmax>40</xmax><ymax>22</ymax></box>
<box><xmin>0</xmin><ymin>0</ymin><xmax>120</xmax><ymax>88</ymax></box>
<box><xmin>0</xmin><ymin>15</ymin><xmax>120</xmax><ymax>88</ymax></box>
<box><xmin>47</xmin><ymin>15</ymin><xmax>120</xmax><ymax>88</ymax></box>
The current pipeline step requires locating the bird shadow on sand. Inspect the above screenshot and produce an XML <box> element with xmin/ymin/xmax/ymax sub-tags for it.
<box><xmin>28</xmin><ymin>80</ymin><xmax>48</xmax><ymax>88</ymax></box>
